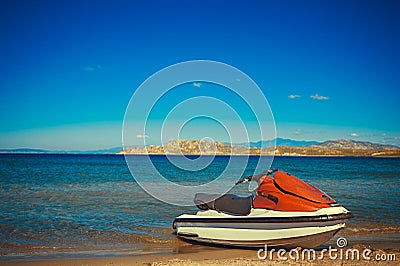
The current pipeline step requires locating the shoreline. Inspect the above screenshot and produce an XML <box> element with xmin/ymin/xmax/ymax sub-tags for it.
<box><xmin>3</xmin><ymin>153</ymin><xmax>398</xmax><ymax>158</ymax></box>
<box><xmin>1</xmin><ymin>232</ymin><xmax>399</xmax><ymax>265</ymax></box>
<box><xmin>120</xmin><ymin>153</ymin><xmax>400</xmax><ymax>158</ymax></box>
<box><xmin>1</xmin><ymin>245</ymin><xmax>398</xmax><ymax>266</ymax></box>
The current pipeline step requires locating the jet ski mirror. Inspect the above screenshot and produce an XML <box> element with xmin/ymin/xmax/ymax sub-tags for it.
<box><xmin>265</xmin><ymin>168</ymin><xmax>278</xmax><ymax>175</ymax></box>
<box><xmin>234</xmin><ymin>176</ymin><xmax>252</xmax><ymax>185</ymax></box>
<box><xmin>235</xmin><ymin>168</ymin><xmax>279</xmax><ymax>185</ymax></box>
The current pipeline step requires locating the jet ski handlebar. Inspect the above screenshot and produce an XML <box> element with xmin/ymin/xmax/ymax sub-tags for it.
<box><xmin>235</xmin><ymin>168</ymin><xmax>278</xmax><ymax>185</ymax></box>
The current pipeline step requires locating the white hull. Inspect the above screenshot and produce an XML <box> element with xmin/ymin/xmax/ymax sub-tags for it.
<box><xmin>174</xmin><ymin>207</ymin><xmax>353</xmax><ymax>248</ymax></box>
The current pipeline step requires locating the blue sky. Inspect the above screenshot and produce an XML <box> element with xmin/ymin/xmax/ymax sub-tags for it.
<box><xmin>1</xmin><ymin>0</ymin><xmax>399</xmax><ymax>150</ymax></box>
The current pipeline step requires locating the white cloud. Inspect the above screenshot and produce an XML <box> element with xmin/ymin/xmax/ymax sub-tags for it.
<box><xmin>193</xmin><ymin>82</ymin><xmax>202</xmax><ymax>88</ymax></box>
<box><xmin>136</xmin><ymin>134</ymin><xmax>149</xmax><ymax>139</ymax></box>
<box><xmin>288</xmin><ymin>94</ymin><xmax>301</xmax><ymax>99</ymax></box>
<box><xmin>84</xmin><ymin>65</ymin><xmax>102</xmax><ymax>72</ymax></box>
<box><xmin>350</xmin><ymin>133</ymin><xmax>359</xmax><ymax>137</ymax></box>
<box><xmin>310</xmin><ymin>93</ymin><xmax>329</xmax><ymax>100</ymax></box>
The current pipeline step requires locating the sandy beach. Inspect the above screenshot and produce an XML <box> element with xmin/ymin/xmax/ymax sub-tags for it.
<box><xmin>2</xmin><ymin>230</ymin><xmax>399</xmax><ymax>266</ymax></box>
<box><xmin>1</xmin><ymin>245</ymin><xmax>398</xmax><ymax>266</ymax></box>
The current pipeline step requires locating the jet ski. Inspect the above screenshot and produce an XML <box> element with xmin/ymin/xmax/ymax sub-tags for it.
<box><xmin>173</xmin><ymin>169</ymin><xmax>353</xmax><ymax>248</ymax></box>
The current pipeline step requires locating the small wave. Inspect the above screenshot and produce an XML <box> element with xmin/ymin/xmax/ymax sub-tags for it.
<box><xmin>343</xmin><ymin>226</ymin><xmax>400</xmax><ymax>236</ymax></box>
<box><xmin>0</xmin><ymin>241</ymin><xmax>80</xmax><ymax>256</ymax></box>
<box><xmin>0</xmin><ymin>230</ymin><xmax>186</xmax><ymax>257</ymax></box>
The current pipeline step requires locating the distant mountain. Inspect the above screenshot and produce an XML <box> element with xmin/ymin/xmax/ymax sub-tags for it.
<box><xmin>120</xmin><ymin>139</ymin><xmax>260</xmax><ymax>155</ymax></box>
<box><xmin>238</xmin><ymin>138</ymin><xmax>320</xmax><ymax>148</ymax></box>
<box><xmin>314</xmin><ymin>139</ymin><xmax>399</xmax><ymax>150</ymax></box>
<box><xmin>0</xmin><ymin>148</ymin><xmax>56</xmax><ymax>154</ymax></box>
<box><xmin>273</xmin><ymin>139</ymin><xmax>400</xmax><ymax>156</ymax></box>
<box><xmin>3</xmin><ymin>139</ymin><xmax>399</xmax><ymax>156</ymax></box>
<box><xmin>0</xmin><ymin>147</ymin><xmax>123</xmax><ymax>154</ymax></box>
<box><xmin>69</xmin><ymin>147</ymin><xmax>123</xmax><ymax>154</ymax></box>
<box><xmin>119</xmin><ymin>139</ymin><xmax>400</xmax><ymax>157</ymax></box>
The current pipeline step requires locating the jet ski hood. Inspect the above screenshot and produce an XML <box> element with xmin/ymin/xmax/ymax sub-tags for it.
<box><xmin>252</xmin><ymin>171</ymin><xmax>337</xmax><ymax>211</ymax></box>
<box><xmin>273</xmin><ymin>171</ymin><xmax>335</xmax><ymax>204</ymax></box>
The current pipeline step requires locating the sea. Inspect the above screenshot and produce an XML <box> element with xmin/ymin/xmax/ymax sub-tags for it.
<box><xmin>0</xmin><ymin>154</ymin><xmax>399</xmax><ymax>260</ymax></box>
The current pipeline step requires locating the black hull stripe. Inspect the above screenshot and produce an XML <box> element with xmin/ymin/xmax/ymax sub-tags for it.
<box><xmin>174</xmin><ymin>212</ymin><xmax>354</xmax><ymax>225</ymax></box>
<box><xmin>177</xmin><ymin>228</ymin><xmax>343</xmax><ymax>249</ymax></box>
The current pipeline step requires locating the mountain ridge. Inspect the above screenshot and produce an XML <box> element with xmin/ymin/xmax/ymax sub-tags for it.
<box><xmin>2</xmin><ymin>139</ymin><xmax>399</xmax><ymax>156</ymax></box>
<box><xmin>0</xmin><ymin>147</ymin><xmax>123</xmax><ymax>154</ymax></box>
<box><xmin>233</xmin><ymin>138</ymin><xmax>321</xmax><ymax>148</ymax></box>
<box><xmin>119</xmin><ymin>139</ymin><xmax>400</xmax><ymax>157</ymax></box>
<box><xmin>314</xmin><ymin>139</ymin><xmax>399</xmax><ymax>150</ymax></box>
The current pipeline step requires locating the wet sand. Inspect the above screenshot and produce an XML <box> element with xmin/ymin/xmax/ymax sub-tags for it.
<box><xmin>1</xmin><ymin>233</ymin><xmax>399</xmax><ymax>266</ymax></box>
<box><xmin>1</xmin><ymin>247</ymin><xmax>399</xmax><ymax>266</ymax></box>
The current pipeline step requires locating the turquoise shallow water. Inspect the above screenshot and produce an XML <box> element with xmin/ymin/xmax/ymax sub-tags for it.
<box><xmin>0</xmin><ymin>154</ymin><xmax>399</xmax><ymax>258</ymax></box>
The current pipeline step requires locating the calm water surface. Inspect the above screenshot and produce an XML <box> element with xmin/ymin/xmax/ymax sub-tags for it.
<box><xmin>0</xmin><ymin>154</ymin><xmax>399</xmax><ymax>258</ymax></box>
